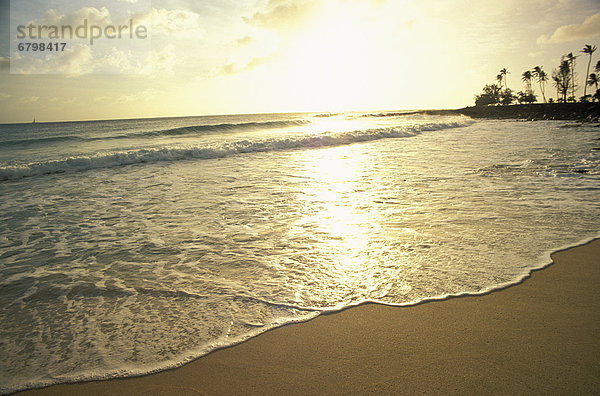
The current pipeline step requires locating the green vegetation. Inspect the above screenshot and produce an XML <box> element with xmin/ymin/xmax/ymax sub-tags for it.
<box><xmin>475</xmin><ymin>44</ymin><xmax>599</xmax><ymax>106</ymax></box>
<box><xmin>553</xmin><ymin>58</ymin><xmax>572</xmax><ymax>103</ymax></box>
<box><xmin>518</xmin><ymin>71</ymin><xmax>536</xmax><ymax>104</ymax></box>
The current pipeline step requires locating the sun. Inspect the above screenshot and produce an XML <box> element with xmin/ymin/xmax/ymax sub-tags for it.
<box><xmin>278</xmin><ymin>1</ymin><xmax>384</xmax><ymax>111</ymax></box>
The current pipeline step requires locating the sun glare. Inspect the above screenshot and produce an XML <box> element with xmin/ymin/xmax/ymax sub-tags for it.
<box><xmin>281</xmin><ymin>1</ymin><xmax>384</xmax><ymax>111</ymax></box>
<box><xmin>295</xmin><ymin>145</ymin><xmax>374</xmax><ymax>276</ymax></box>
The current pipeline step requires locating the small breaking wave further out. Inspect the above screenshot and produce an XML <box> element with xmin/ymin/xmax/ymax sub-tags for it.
<box><xmin>0</xmin><ymin>119</ymin><xmax>313</xmax><ymax>148</ymax></box>
<box><xmin>0</xmin><ymin>117</ymin><xmax>473</xmax><ymax>181</ymax></box>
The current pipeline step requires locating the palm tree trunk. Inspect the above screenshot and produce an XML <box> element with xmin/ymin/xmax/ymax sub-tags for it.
<box><xmin>571</xmin><ymin>61</ymin><xmax>575</xmax><ymax>99</ymax></box>
<box><xmin>543</xmin><ymin>85</ymin><xmax>547</xmax><ymax>103</ymax></box>
<box><xmin>539</xmin><ymin>81</ymin><xmax>546</xmax><ymax>103</ymax></box>
<box><xmin>584</xmin><ymin>55</ymin><xmax>592</xmax><ymax>97</ymax></box>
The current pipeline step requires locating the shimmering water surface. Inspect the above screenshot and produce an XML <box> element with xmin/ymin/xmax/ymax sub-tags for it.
<box><xmin>0</xmin><ymin>112</ymin><xmax>599</xmax><ymax>393</ymax></box>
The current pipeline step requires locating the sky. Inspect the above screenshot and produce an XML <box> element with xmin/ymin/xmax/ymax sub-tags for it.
<box><xmin>0</xmin><ymin>0</ymin><xmax>599</xmax><ymax>123</ymax></box>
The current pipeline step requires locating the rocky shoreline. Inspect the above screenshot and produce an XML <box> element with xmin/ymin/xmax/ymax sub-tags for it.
<box><xmin>441</xmin><ymin>102</ymin><xmax>600</xmax><ymax>122</ymax></box>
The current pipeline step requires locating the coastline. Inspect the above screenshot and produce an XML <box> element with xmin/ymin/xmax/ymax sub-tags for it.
<box><xmin>18</xmin><ymin>238</ymin><xmax>600</xmax><ymax>395</ymax></box>
<box><xmin>444</xmin><ymin>102</ymin><xmax>600</xmax><ymax>121</ymax></box>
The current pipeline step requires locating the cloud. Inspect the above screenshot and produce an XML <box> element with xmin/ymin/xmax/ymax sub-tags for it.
<box><xmin>98</xmin><ymin>48</ymin><xmax>141</xmax><ymax>73</ymax></box>
<box><xmin>10</xmin><ymin>45</ymin><xmax>94</xmax><ymax>75</ymax></box>
<box><xmin>0</xmin><ymin>93</ymin><xmax>11</xmax><ymax>100</ymax></box>
<box><xmin>237</xmin><ymin>36</ymin><xmax>255</xmax><ymax>46</ymax></box>
<box><xmin>18</xmin><ymin>96</ymin><xmax>40</xmax><ymax>104</ymax></box>
<box><xmin>213</xmin><ymin>54</ymin><xmax>275</xmax><ymax>76</ymax></box>
<box><xmin>133</xmin><ymin>8</ymin><xmax>203</xmax><ymax>37</ymax></box>
<box><xmin>105</xmin><ymin>44</ymin><xmax>179</xmax><ymax>76</ymax></box>
<box><xmin>21</xmin><ymin>6</ymin><xmax>147</xmax><ymax>45</ymax></box>
<box><xmin>29</xmin><ymin>7</ymin><xmax>113</xmax><ymax>30</ymax></box>
<box><xmin>10</xmin><ymin>42</ymin><xmax>179</xmax><ymax>76</ymax></box>
<box><xmin>147</xmin><ymin>44</ymin><xmax>179</xmax><ymax>75</ymax></box>
<box><xmin>215</xmin><ymin>0</ymin><xmax>321</xmax><ymax>77</ymax></box>
<box><xmin>243</xmin><ymin>0</ymin><xmax>321</xmax><ymax>34</ymax></box>
<box><xmin>537</xmin><ymin>12</ymin><xmax>600</xmax><ymax>44</ymax></box>
<box><xmin>77</xmin><ymin>43</ymin><xmax>179</xmax><ymax>76</ymax></box>
<box><xmin>528</xmin><ymin>50</ymin><xmax>545</xmax><ymax>58</ymax></box>
<box><xmin>53</xmin><ymin>45</ymin><xmax>95</xmax><ymax>74</ymax></box>
<box><xmin>117</xmin><ymin>88</ymin><xmax>161</xmax><ymax>103</ymax></box>
<box><xmin>26</xmin><ymin>6</ymin><xmax>203</xmax><ymax>40</ymax></box>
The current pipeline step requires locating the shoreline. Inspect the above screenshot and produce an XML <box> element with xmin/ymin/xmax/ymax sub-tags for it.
<box><xmin>17</xmin><ymin>238</ymin><xmax>600</xmax><ymax>395</ymax></box>
<box><xmin>444</xmin><ymin>102</ymin><xmax>600</xmax><ymax>121</ymax></box>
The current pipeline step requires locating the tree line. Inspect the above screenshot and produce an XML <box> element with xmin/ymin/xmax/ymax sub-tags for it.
<box><xmin>475</xmin><ymin>44</ymin><xmax>599</xmax><ymax>106</ymax></box>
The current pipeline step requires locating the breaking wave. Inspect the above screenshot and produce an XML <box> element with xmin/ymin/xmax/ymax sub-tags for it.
<box><xmin>1</xmin><ymin>119</ymin><xmax>312</xmax><ymax>147</ymax></box>
<box><xmin>0</xmin><ymin>119</ymin><xmax>473</xmax><ymax>181</ymax></box>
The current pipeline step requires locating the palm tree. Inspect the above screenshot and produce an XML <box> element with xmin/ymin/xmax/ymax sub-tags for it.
<box><xmin>531</xmin><ymin>66</ymin><xmax>548</xmax><ymax>103</ymax></box>
<box><xmin>553</xmin><ymin>60</ymin><xmax>571</xmax><ymax>103</ymax></box>
<box><xmin>588</xmin><ymin>73</ymin><xmax>599</xmax><ymax>94</ymax></box>
<box><xmin>533</xmin><ymin>66</ymin><xmax>548</xmax><ymax>103</ymax></box>
<box><xmin>566</xmin><ymin>52</ymin><xmax>577</xmax><ymax>99</ymax></box>
<box><xmin>532</xmin><ymin>66</ymin><xmax>541</xmax><ymax>80</ymax></box>
<box><xmin>539</xmin><ymin>70</ymin><xmax>548</xmax><ymax>103</ymax></box>
<box><xmin>596</xmin><ymin>59</ymin><xmax>600</xmax><ymax>73</ymax></box>
<box><xmin>581</xmin><ymin>44</ymin><xmax>597</xmax><ymax>97</ymax></box>
<box><xmin>552</xmin><ymin>74</ymin><xmax>561</xmax><ymax>102</ymax></box>
<box><xmin>522</xmin><ymin>70</ymin><xmax>533</xmax><ymax>95</ymax></box>
<box><xmin>497</xmin><ymin>73</ymin><xmax>504</xmax><ymax>90</ymax></box>
<box><xmin>500</xmin><ymin>68</ymin><xmax>509</xmax><ymax>91</ymax></box>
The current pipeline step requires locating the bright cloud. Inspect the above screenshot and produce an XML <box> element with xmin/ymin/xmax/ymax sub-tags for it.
<box><xmin>11</xmin><ymin>45</ymin><xmax>94</xmax><ymax>75</ymax></box>
<box><xmin>10</xmin><ymin>43</ymin><xmax>179</xmax><ymax>76</ymax></box>
<box><xmin>29</xmin><ymin>7</ymin><xmax>113</xmax><ymax>29</ymax></box>
<box><xmin>538</xmin><ymin>12</ymin><xmax>600</xmax><ymax>43</ymax></box>
<box><xmin>243</xmin><ymin>0</ymin><xmax>322</xmax><ymax>34</ymax></box>
<box><xmin>134</xmin><ymin>8</ymin><xmax>203</xmax><ymax>37</ymax></box>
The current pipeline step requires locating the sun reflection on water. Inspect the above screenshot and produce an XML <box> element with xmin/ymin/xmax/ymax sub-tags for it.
<box><xmin>294</xmin><ymin>145</ymin><xmax>378</xmax><ymax>288</ymax></box>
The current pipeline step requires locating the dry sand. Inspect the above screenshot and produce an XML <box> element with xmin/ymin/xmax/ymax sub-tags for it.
<box><xmin>20</xmin><ymin>239</ymin><xmax>600</xmax><ymax>395</ymax></box>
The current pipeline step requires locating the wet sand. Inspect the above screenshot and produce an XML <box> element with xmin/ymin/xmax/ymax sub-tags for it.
<box><xmin>20</xmin><ymin>239</ymin><xmax>600</xmax><ymax>395</ymax></box>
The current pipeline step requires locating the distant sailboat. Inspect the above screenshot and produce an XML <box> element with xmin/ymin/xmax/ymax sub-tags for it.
<box><xmin>32</xmin><ymin>116</ymin><xmax>36</xmax><ymax>124</ymax></box>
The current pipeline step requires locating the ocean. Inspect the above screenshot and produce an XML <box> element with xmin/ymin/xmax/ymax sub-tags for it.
<box><xmin>0</xmin><ymin>111</ymin><xmax>599</xmax><ymax>393</ymax></box>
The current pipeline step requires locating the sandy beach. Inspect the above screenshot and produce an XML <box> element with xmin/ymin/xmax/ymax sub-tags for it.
<box><xmin>17</xmin><ymin>239</ymin><xmax>599</xmax><ymax>395</ymax></box>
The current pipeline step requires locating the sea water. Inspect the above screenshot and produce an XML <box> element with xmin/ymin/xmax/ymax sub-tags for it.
<box><xmin>0</xmin><ymin>112</ymin><xmax>599</xmax><ymax>393</ymax></box>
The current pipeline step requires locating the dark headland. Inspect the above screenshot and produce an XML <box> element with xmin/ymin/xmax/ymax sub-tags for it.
<box><xmin>440</xmin><ymin>102</ymin><xmax>600</xmax><ymax>122</ymax></box>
